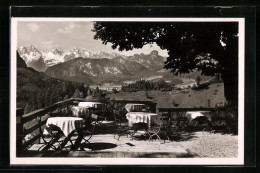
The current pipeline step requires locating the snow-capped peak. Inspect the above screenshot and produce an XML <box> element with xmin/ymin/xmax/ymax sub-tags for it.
<box><xmin>18</xmin><ymin>45</ymin><xmax>42</xmax><ymax>63</ymax></box>
<box><xmin>18</xmin><ymin>46</ymin><xmax>127</xmax><ymax>68</ymax></box>
<box><xmin>51</xmin><ymin>48</ymin><xmax>64</xmax><ymax>55</ymax></box>
<box><xmin>70</xmin><ymin>47</ymin><xmax>80</xmax><ymax>52</ymax></box>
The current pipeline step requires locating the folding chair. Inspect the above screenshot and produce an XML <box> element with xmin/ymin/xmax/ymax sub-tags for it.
<box><xmin>148</xmin><ymin>113</ymin><xmax>170</xmax><ymax>143</ymax></box>
<box><xmin>113</xmin><ymin>110</ymin><xmax>130</xmax><ymax>140</ymax></box>
<box><xmin>38</xmin><ymin>120</ymin><xmax>64</xmax><ymax>151</ymax></box>
<box><xmin>77</xmin><ymin>114</ymin><xmax>98</xmax><ymax>151</ymax></box>
<box><xmin>129</xmin><ymin>122</ymin><xmax>149</xmax><ymax>140</ymax></box>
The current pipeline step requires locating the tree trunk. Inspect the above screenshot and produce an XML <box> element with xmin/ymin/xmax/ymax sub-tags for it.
<box><xmin>222</xmin><ymin>70</ymin><xmax>238</xmax><ymax>109</ymax></box>
<box><xmin>221</xmin><ymin>59</ymin><xmax>238</xmax><ymax>134</ymax></box>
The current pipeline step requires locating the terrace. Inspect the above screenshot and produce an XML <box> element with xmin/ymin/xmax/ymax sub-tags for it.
<box><xmin>16</xmin><ymin>98</ymin><xmax>236</xmax><ymax>158</ymax></box>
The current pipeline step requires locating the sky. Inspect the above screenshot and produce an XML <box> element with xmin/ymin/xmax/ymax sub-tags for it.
<box><xmin>17</xmin><ymin>21</ymin><xmax>168</xmax><ymax>57</ymax></box>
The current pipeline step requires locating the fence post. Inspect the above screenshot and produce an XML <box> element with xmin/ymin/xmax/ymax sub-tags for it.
<box><xmin>35</xmin><ymin>116</ymin><xmax>41</xmax><ymax>144</ymax></box>
<box><xmin>16</xmin><ymin>108</ymin><xmax>24</xmax><ymax>151</ymax></box>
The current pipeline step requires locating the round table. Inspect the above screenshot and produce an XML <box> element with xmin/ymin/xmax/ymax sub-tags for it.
<box><xmin>125</xmin><ymin>104</ymin><xmax>147</xmax><ymax>112</ymax></box>
<box><xmin>185</xmin><ymin>111</ymin><xmax>212</xmax><ymax>123</ymax></box>
<box><xmin>71</xmin><ymin>106</ymin><xmax>89</xmax><ymax>117</ymax></box>
<box><xmin>78</xmin><ymin>102</ymin><xmax>104</xmax><ymax>109</ymax></box>
<box><xmin>46</xmin><ymin>117</ymin><xmax>83</xmax><ymax>137</ymax></box>
<box><xmin>126</xmin><ymin>112</ymin><xmax>160</xmax><ymax>128</ymax></box>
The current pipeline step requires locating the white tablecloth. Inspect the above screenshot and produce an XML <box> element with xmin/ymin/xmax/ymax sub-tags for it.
<box><xmin>78</xmin><ymin>102</ymin><xmax>103</xmax><ymax>108</ymax></box>
<box><xmin>125</xmin><ymin>104</ymin><xmax>147</xmax><ymax>112</ymax></box>
<box><xmin>71</xmin><ymin>106</ymin><xmax>89</xmax><ymax>117</ymax></box>
<box><xmin>46</xmin><ymin>117</ymin><xmax>83</xmax><ymax>137</ymax></box>
<box><xmin>126</xmin><ymin>112</ymin><xmax>160</xmax><ymax>128</ymax></box>
<box><xmin>185</xmin><ymin>111</ymin><xmax>212</xmax><ymax>122</ymax></box>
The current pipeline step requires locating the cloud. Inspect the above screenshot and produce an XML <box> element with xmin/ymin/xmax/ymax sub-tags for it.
<box><xmin>40</xmin><ymin>40</ymin><xmax>59</xmax><ymax>50</ymax></box>
<box><xmin>41</xmin><ymin>40</ymin><xmax>54</xmax><ymax>45</ymax></box>
<box><xmin>27</xmin><ymin>23</ymin><xmax>40</xmax><ymax>32</ymax></box>
<box><xmin>57</xmin><ymin>23</ymin><xmax>78</xmax><ymax>34</ymax></box>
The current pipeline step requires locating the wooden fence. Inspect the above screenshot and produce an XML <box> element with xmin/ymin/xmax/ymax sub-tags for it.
<box><xmin>158</xmin><ymin>107</ymin><xmax>225</xmax><ymax>113</ymax></box>
<box><xmin>157</xmin><ymin>107</ymin><xmax>226</xmax><ymax>122</ymax></box>
<box><xmin>16</xmin><ymin>98</ymin><xmax>77</xmax><ymax>151</ymax></box>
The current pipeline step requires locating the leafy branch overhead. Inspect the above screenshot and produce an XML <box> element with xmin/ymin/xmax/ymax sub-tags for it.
<box><xmin>92</xmin><ymin>22</ymin><xmax>238</xmax><ymax>107</ymax></box>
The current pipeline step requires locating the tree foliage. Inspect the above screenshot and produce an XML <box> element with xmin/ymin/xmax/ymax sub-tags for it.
<box><xmin>92</xmin><ymin>22</ymin><xmax>238</xmax><ymax>107</ymax></box>
<box><xmin>121</xmin><ymin>80</ymin><xmax>172</xmax><ymax>92</ymax></box>
<box><xmin>17</xmin><ymin>68</ymin><xmax>90</xmax><ymax>113</ymax></box>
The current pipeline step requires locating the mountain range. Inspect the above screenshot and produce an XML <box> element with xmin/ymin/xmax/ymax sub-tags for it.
<box><xmin>17</xmin><ymin>46</ymin><xmax>215</xmax><ymax>87</ymax></box>
<box><xmin>18</xmin><ymin>46</ymin><xmax>167</xmax><ymax>84</ymax></box>
<box><xmin>18</xmin><ymin>46</ymin><xmax>128</xmax><ymax>72</ymax></box>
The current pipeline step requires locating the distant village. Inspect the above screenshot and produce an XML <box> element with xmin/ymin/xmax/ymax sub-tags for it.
<box><xmin>89</xmin><ymin>83</ymin><xmax>122</xmax><ymax>92</ymax></box>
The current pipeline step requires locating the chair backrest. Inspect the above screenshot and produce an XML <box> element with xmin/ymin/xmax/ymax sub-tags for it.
<box><xmin>38</xmin><ymin>119</ymin><xmax>62</xmax><ymax>144</ymax></box>
<box><xmin>161</xmin><ymin>113</ymin><xmax>169</xmax><ymax>120</ymax></box>
<box><xmin>91</xmin><ymin>114</ymin><xmax>99</xmax><ymax>127</ymax></box>
<box><xmin>160</xmin><ymin>113</ymin><xmax>170</xmax><ymax>126</ymax></box>
<box><xmin>83</xmin><ymin>114</ymin><xmax>98</xmax><ymax>133</ymax></box>
<box><xmin>91</xmin><ymin>113</ymin><xmax>98</xmax><ymax>120</ymax></box>
<box><xmin>113</xmin><ymin>110</ymin><xmax>121</xmax><ymax>125</ymax></box>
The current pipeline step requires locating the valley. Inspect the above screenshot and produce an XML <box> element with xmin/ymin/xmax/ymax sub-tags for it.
<box><xmin>17</xmin><ymin>46</ymin><xmax>225</xmax><ymax>112</ymax></box>
<box><xmin>18</xmin><ymin>45</ymin><xmax>213</xmax><ymax>87</ymax></box>
<box><xmin>108</xmin><ymin>82</ymin><xmax>225</xmax><ymax>108</ymax></box>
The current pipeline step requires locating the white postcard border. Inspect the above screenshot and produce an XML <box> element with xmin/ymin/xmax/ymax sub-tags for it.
<box><xmin>10</xmin><ymin>17</ymin><xmax>245</xmax><ymax>165</ymax></box>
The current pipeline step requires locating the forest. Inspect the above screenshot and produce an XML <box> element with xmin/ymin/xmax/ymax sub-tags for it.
<box><xmin>16</xmin><ymin>67</ymin><xmax>104</xmax><ymax>114</ymax></box>
<box><xmin>121</xmin><ymin>80</ymin><xmax>173</xmax><ymax>92</ymax></box>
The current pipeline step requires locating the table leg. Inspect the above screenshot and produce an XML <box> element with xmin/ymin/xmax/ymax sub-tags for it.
<box><xmin>41</xmin><ymin>132</ymin><xmax>62</xmax><ymax>151</ymax></box>
<box><xmin>58</xmin><ymin>131</ymin><xmax>76</xmax><ymax>150</ymax></box>
<box><xmin>71</xmin><ymin>130</ymin><xmax>84</xmax><ymax>151</ymax></box>
<box><xmin>168</xmin><ymin>111</ymin><xmax>172</xmax><ymax>126</ymax></box>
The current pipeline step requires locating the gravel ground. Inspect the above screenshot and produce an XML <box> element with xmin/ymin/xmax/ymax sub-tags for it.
<box><xmin>179</xmin><ymin>131</ymin><xmax>238</xmax><ymax>158</ymax></box>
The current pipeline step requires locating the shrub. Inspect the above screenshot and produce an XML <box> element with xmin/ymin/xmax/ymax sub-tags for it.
<box><xmin>224</xmin><ymin>106</ymin><xmax>238</xmax><ymax>134</ymax></box>
<box><xmin>191</xmin><ymin>83</ymin><xmax>209</xmax><ymax>90</ymax></box>
<box><xmin>112</xmin><ymin>88</ymin><xmax>118</xmax><ymax>93</ymax></box>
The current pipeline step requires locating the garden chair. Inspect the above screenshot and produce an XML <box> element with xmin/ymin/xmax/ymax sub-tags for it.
<box><xmin>148</xmin><ymin>113</ymin><xmax>171</xmax><ymax>143</ymax></box>
<box><xmin>38</xmin><ymin>119</ymin><xmax>64</xmax><ymax>151</ymax></box>
<box><xmin>129</xmin><ymin>122</ymin><xmax>149</xmax><ymax>140</ymax></box>
<box><xmin>76</xmin><ymin>114</ymin><xmax>98</xmax><ymax>151</ymax></box>
<box><xmin>113</xmin><ymin>110</ymin><xmax>130</xmax><ymax>140</ymax></box>
<box><xmin>88</xmin><ymin>107</ymin><xmax>106</xmax><ymax>126</ymax></box>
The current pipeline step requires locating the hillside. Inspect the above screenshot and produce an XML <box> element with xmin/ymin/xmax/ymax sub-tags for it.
<box><xmin>16</xmin><ymin>52</ymin><xmax>89</xmax><ymax>113</ymax></box>
<box><xmin>44</xmin><ymin>50</ymin><xmax>213</xmax><ymax>86</ymax></box>
<box><xmin>44</xmin><ymin>57</ymin><xmax>135</xmax><ymax>84</ymax></box>
<box><xmin>108</xmin><ymin>82</ymin><xmax>225</xmax><ymax>109</ymax></box>
<box><xmin>127</xmin><ymin>50</ymin><xmax>165</xmax><ymax>71</ymax></box>
<box><xmin>113</xmin><ymin>56</ymin><xmax>149</xmax><ymax>74</ymax></box>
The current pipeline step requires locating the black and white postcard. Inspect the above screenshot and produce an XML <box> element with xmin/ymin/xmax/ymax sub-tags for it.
<box><xmin>10</xmin><ymin>17</ymin><xmax>244</xmax><ymax>165</ymax></box>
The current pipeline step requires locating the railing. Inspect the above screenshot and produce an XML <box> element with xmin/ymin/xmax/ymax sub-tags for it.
<box><xmin>157</xmin><ymin>107</ymin><xmax>226</xmax><ymax>123</ymax></box>
<box><xmin>157</xmin><ymin>107</ymin><xmax>227</xmax><ymax>132</ymax></box>
<box><xmin>158</xmin><ymin>107</ymin><xmax>225</xmax><ymax>113</ymax></box>
<box><xmin>16</xmin><ymin>98</ymin><xmax>156</xmax><ymax>151</ymax></box>
<box><xmin>16</xmin><ymin>98</ymin><xmax>79</xmax><ymax>151</ymax></box>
